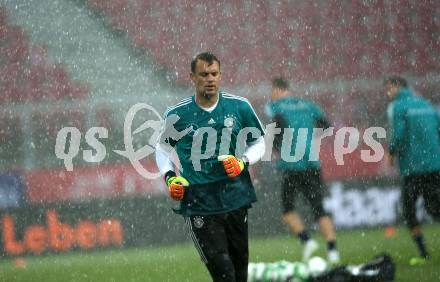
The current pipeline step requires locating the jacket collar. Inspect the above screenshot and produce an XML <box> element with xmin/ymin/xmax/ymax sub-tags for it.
<box><xmin>395</xmin><ymin>88</ymin><xmax>412</xmax><ymax>100</ymax></box>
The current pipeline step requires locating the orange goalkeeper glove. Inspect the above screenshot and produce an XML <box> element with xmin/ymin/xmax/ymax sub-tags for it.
<box><xmin>166</xmin><ymin>176</ymin><xmax>189</xmax><ymax>201</ymax></box>
<box><xmin>218</xmin><ymin>155</ymin><xmax>246</xmax><ymax>178</ymax></box>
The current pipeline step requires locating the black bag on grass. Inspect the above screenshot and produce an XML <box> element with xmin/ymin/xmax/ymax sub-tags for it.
<box><xmin>309</xmin><ymin>253</ymin><xmax>395</xmax><ymax>282</ymax></box>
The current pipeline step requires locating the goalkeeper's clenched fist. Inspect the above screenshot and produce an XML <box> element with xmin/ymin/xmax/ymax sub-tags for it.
<box><xmin>166</xmin><ymin>175</ymin><xmax>189</xmax><ymax>201</ymax></box>
<box><xmin>218</xmin><ymin>155</ymin><xmax>247</xmax><ymax>178</ymax></box>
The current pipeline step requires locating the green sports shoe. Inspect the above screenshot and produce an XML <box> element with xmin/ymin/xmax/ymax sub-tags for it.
<box><xmin>409</xmin><ymin>257</ymin><xmax>428</xmax><ymax>266</ymax></box>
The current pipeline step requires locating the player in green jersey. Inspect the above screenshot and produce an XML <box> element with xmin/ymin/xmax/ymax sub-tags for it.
<box><xmin>265</xmin><ymin>77</ymin><xmax>340</xmax><ymax>265</ymax></box>
<box><xmin>155</xmin><ymin>52</ymin><xmax>265</xmax><ymax>282</ymax></box>
<box><xmin>385</xmin><ymin>76</ymin><xmax>440</xmax><ymax>263</ymax></box>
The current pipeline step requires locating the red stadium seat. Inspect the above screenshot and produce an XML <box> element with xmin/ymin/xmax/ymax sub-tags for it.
<box><xmin>0</xmin><ymin>6</ymin><xmax>7</xmax><ymax>26</ymax></box>
<box><xmin>84</xmin><ymin>0</ymin><xmax>439</xmax><ymax>87</ymax></box>
<box><xmin>0</xmin><ymin>7</ymin><xmax>89</xmax><ymax>104</ymax></box>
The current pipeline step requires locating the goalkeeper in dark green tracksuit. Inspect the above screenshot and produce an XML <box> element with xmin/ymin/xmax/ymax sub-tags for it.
<box><xmin>265</xmin><ymin>77</ymin><xmax>340</xmax><ymax>264</ymax></box>
<box><xmin>385</xmin><ymin>76</ymin><xmax>440</xmax><ymax>262</ymax></box>
<box><xmin>155</xmin><ymin>52</ymin><xmax>265</xmax><ymax>282</ymax></box>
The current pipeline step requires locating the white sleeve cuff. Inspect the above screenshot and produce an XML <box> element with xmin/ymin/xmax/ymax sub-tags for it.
<box><xmin>243</xmin><ymin>136</ymin><xmax>266</xmax><ymax>165</ymax></box>
<box><xmin>155</xmin><ymin>143</ymin><xmax>175</xmax><ymax>175</ymax></box>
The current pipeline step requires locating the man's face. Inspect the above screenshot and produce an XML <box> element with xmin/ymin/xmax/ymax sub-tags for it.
<box><xmin>190</xmin><ymin>59</ymin><xmax>221</xmax><ymax>98</ymax></box>
<box><xmin>385</xmin><ymin>82</ymin><xmax>399</xmax><ymax>100</ymax></box>
<box><xmin>271</xmin><ymin>88</ymin><xmax>288</xmax><ymax>100</ymax></box>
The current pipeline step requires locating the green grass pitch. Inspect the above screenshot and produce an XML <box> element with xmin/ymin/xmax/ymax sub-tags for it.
<box><xmin>1</xmin><ymin>224</ymin><xmax>439</xmax><ymax>281</ymax></box>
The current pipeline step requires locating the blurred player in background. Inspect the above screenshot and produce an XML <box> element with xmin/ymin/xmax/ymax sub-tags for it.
<box><xmin>265</xmin><ymin>77</ymin><xmax>340</xmax><ymax>264</ymax></box>
<box><xmin>155</xmin><ymin>52</ymin><xmax>265</xmax><ymax>281</ymax></box>
<box><xmin>385</xmin><ymin>76</ymin><xmax>440</xmax><ymax>263</ymax></box>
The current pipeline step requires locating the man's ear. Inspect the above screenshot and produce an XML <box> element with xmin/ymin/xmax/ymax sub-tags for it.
<box><xmin>190</xmin><ymin>72</ymin><xmax>195</xmax><ymax>83</ymax></box>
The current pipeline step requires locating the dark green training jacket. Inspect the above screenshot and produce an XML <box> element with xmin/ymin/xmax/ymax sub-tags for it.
<box><xmin>387</xmin><ymin>88</ymin><xmax>440</xmax><ymax>176</ymax></box>
<box><xmin>266</xmin><ymin>97</ymin><xmax>330</xmax><ymax>171</ymax></box>
<box><xmin>161</xmin><ymin>92</ymin><xmax>265</xmax><ymax>216</ymax></box>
